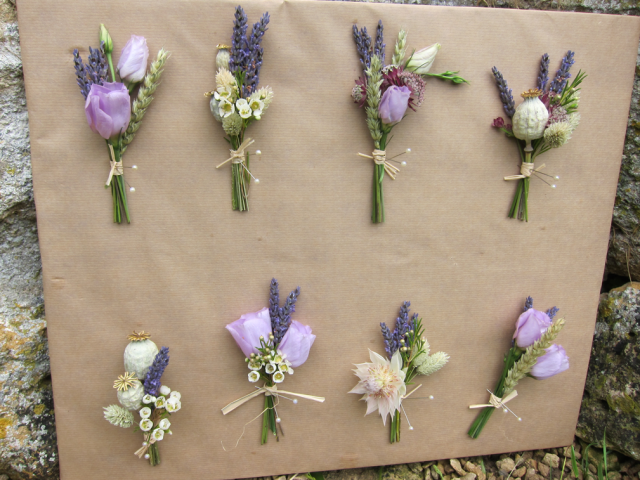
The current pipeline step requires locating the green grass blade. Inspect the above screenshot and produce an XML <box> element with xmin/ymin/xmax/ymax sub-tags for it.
<box><xmin>571</xmin><ymin>446</ymin><xmax>579</xmax><ymax>477</ymax></box>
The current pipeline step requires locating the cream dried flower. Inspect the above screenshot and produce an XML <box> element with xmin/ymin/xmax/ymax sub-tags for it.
<box><xmin>568</xmin><ymin>112</ymin><xmax>581</xmax><ymax>131</ymax></box>
<box><xmin>414</xmin><ymin>351</ymin><xmax>450</xmax><ymax>376</ymax></box>
<box><xmin>544</xmin><ymin>121</ymin><xmax>573</xmax><ymax>148</ymax></box>
<box><xmin>216</xmin><ymin>68</ymin><xmax>237</xmax><ymax>95</ymax></box>
<box><xmin>222</xmin><ymin>113</ymin><xmax>243</xmax><ymax>136</ymax></box>
<box><xmin>251</xmin><ymin>86</ymin><xmax>274</xmax><ymax>112</ymax></box>
<box><xmin>349</xmin><ymin>350</ymin><xmax>406</xmax><ymax>425</ymax></box>
<box><xmin>103</xmin><ymin>404</ymin><xmax>134</xmax><ymax>428</ymax></box>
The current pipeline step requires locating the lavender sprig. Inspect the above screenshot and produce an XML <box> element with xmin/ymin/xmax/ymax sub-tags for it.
<box><xmin>524</xmin><ymin>296</ymin><xmax>534</xmax><ymax>311</ymax></box>
<box><xmin>85</xmin><ymin>43</ymin><xmax>108</xmax><ymax>86</ymax></box>
<box><xmin>374</xmin><ymin>20</ymin><xmax>385</xmax><ymax>66</ymax></box>
<box><xmin>269</xmin><ymin>278</ymin><xmax>280</xmax><ymax>333</ymax></box>
<box><xmin>380</xmin><ymin>322</ymin><xmax>395</xmax><ymax>358</ymax></box>
<box><xmin>537</xmin><ymin>53</ymin><xmax>550</xmax><ymax>92</ymax></box>
<box><xmin>549</xmin><ymin>51</ymin><xmax>575</xmax><ymax>95</ymax></box>
<box><xmin>243</xmin><ymin>12</ymin><xmax>270</xmax><ymax>97</ymax></box>
<box><xmin>73</xmin><ymin>49</ymin><xmax>90</xmax><ymax>99</ymax></box>
<box><xmin>546</xmin><ymin>306</ymin><xmax>559</xmax><ymax>320</ymax></box>
<box><xmin>353</xmin><ymin>25</ymin><xmax>372</xmax><ymax>70</ymax></box>
<box><xmin>491</xmin><ymin>67</ymin><xmax>516</xmax><ymax>118</ymax></box>
<box><xmin>143</xmin><ymin>347</ymin><xmax>170</xmax><ymax>396</ymax></box>
<box><xmin>229</xmin><ymin>5</ymin><xmax>249</xmax><ymax>75</ymax></box>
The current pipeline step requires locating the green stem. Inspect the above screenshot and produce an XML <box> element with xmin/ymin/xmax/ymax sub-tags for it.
<box><xmin>390</xmin><ymin>410</ymin><xmax>401</xmax><ymax>444</ymax></box>
<box><xmin>372</xmin><ymin>134</ymin><xmax>387</xmax><ymax>224</ymax></box>
<box><xmin>106</xmin><ymin>52</ymin><xmax>116</xmax><ymax>83</ymax></box>
<box><xmin>148</xmin><ymin>442</ymin><xmax>160</xmax><ymax>466</ymax></box>
<box><xmin>468</xmin><ymin>347</ymin><xmax>521</xmax><ymax>439</ymax></box>
<box><xmin>508</xmin><ymin>149</ymin><xmax>532</xmax><ymax>221</ymax></box>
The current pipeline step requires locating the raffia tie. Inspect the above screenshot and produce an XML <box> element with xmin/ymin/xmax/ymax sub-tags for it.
<box><xmin>357</xmin><ymin>149</ymin><xmax>401</xmax><ymax>180</ymax></box>
<box><xmin>468</xmin><ymin>390</ymin><xmax>518</xmax><ymax>410</ymax></box>
<box><xmin>134</xmin><ymin>434</ymin><xmax>156</xmax><ymax>459</ymax></box>
<box><xmin>221</xmin><ymin>383</ymin><xmax>325</xmax><ymax>416</ymax></box>
<box><xmin>216</xmin><ymin>138</ymin><xmax>256</xmax><ymax>169</ymax></box>
<box><xmin>106</xmin><ymin>144</ymin><xmax>124</xmax><ymax>186</ymax></box>
<box><xmin>504</xmin><ymin>163</ymin><xmax>546</xmax><ymax>181</ymax></box>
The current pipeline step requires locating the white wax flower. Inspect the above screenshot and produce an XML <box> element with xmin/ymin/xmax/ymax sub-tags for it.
<box><xmin>142</xmin><ymin>394</ymin><xmax>156</xmax><ymax>405</ymax></box>
<box><xmin>152</xmin><ymin>428</ymin><xmax>165</xmax><ymax>441</ymax></box>
<box><xmin>248</xmin><ymin>371</ymin><xmax>260</xmax><ymax>383</ymax></box>
<box><xmin>170</xmin><ymin>391</ymin><xmax>181</xmax><ymax>400</ymax></box>
<box><xmin>158</xmin><ymin>418</ymin><xmax>171</xmax><ymax>430</ymax></box>
<box><xmin>248</xmin><ymin>361</ymin><xmax>261</xmax><ymax>371</ymax></box>
<box><xmin>265</xmin><ymin>364</ymin><xmax>276</xmax><ymax>374</ymax></box>
<box><xmin>249</xmin><ymin>98</ymin><xmax>264</xmax><ymax>117</ymax></box>
<box><xmin>273</xmin><ymin>352</ymin><xmax>284</xmax><ymax>364</ymax></box>
<box><xmin>238</xmin><ymin>103</ymin><xmax>252</xmax><ymax>119</ymax></box>
<box><xmin>155</xmin><ymin>396</ymin><xmax>166</xmax><ymax>409</ymax></box>
<box><xmin>273</xmin><ymin>371</ymin><xmax>285</xmax><ymax>383</ymax></box>
<box><xmin>159</xmin><ymin>385</ymin><xmax>171</xmax><ymax>396</ymax></box>
<box><xmin>139</xmin><ymin>418</ymin><xmax>153</xmax><ymax>432</ymax></box>
<box><xmin>218</xmin><ymin>99</ymin><xmax>235</xmax><ymax>118</ymax></box>
<box><xmin>165</xmin><ymin>399</ymin><xmax>182</xmax><ymax>413</ymax></box>
<box><xmin>139</xmin><ymin>407</ymin><xmax>151</xmax><ymax>419</ymax></box>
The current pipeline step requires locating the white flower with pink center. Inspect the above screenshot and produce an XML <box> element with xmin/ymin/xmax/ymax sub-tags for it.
<box><xmin>349</xmin><ymin>350</ymin><xmax>406</xmax><ymax>425</ymax></box>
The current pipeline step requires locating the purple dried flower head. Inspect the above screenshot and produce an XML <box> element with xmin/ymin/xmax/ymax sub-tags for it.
<box><xmin>229</xmin><ymin>5</ymin><xmax>248</xmax><ymax>75</ymax></box>
<box><xmin>353</xmin><ymin>24</ymin><xmax>372</xmax><ymax>70</ymax></box>
<box><xmin>269</xmin><ymin>279</ymin><xmax>300</xmax><ymax>346</ymax></box>
<box><xmin>399</xmin><ymin>70</ymin><xmax>426</xmax><ymax>108</ymax></box>
<box><xmin>549</xmin><ymin>51</ymin><xmax>575</xmax><ymax>95</ymax></box>
<box><xmin>374</xmin><ymin>20</ymin><xmax>385</xmax><ymax>65</ymax></box>
<box><xmin>352</xmin><ymin>77</ymin><xmax>367</xmax><ymax>107</ymax></box>
<box><xmin>546</xmin><ymin>306</ymin><xmax>559</xmax><ymax>320</ymax></box>
<box><xmin>524</xmin><ymin>296</ymin><xmax>534</xmax><ymax>311</ymax></box>
<box><xmin>269</xmin><ymin>278</ymin><xmax>279</xmax><ymax>332</ymax></box>
<box><xmin>243</xmin><ymin>12</ymin><xmax>270</xmax><ymax>97</ymax></box>
<box><xmin>537</xmin><ymin>53</ymin><xmax>550</xmax><ymax>92</ymax></box>
<box><xmin>548</xmin><ymin>105</ymin><xmax>569</xmax><ymax>125</ymax></box>
<box><xmin>491</xmin><ymin>67</ymin><xmax>516</xmax><ymax>118</ymax></box>
<box><xmin>380</xmin><ymin>301</ymin><xmax>417</xmax><ymax>359</ymax></box>
<box><xmin>492</xmin><ymin>117</ymin><xmax>505</xmax><ymax>128</ymax></box>
<box><xmin>143</xmin><ymin>347</ymin><xmax>170</xmax><ymax>396</ymax></box>
<box><xmin>73</xmin><ymin>49</ymin><xmax>90</xmax><ymax>99</ymax></box>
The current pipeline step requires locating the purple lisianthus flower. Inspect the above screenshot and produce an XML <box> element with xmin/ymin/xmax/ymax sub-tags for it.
<box><xmin>379</xmin><ymin>85</ymin><xmax>411</xmax><ymax>125</ymax></box>
<box><xmin>513</xmin><ymin>308</ymin><xmax>552</xmax><ymax>348</ymax></box>
<box><xmin>531</xmin><ymin>344</ymin><xmax>569</xmax><ymax>380</ymax></box>
<box><xmin>117</xmin><ymin>35</ymin><xmax>149</xmax><ymax>83</ymax></box>
<box><xmin>84</xmin><ymin>82</ymin><xmax>131</xmax><ymax>140</ymax></box>
<box><xmin>225</xmin><ymin>307</ymin><xmax>272</xmax><ymax>358</ymax></box>
<box><xmin>278</xmin><ymin>320</ymin><xmax>315</xmax><ymax>368</ymax></box>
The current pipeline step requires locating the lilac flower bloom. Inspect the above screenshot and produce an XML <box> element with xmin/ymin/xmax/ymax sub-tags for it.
<box><xmin>143</xmin><ymin>347</ymin><xmax>170</xmax><ymax>396</ymax></box>
<box><xmin>84</xmin><ymin>82</ymin><xmax>131</xmax><ymax>140</ymax></box>
<box><xmin>278</xmin><ymin>320</ymin><xmax>315</xmax><ymax>368</ymax></box>
<box><xmin>531</xmin><ymin>344</ymin><xmax>569</xmax><ymax>380</ymax></box>
<box><xmin>513</xmin><ymin>308</ymin><xmax>552</xmax><ymax>348</ymax></box>
<box><xmin>225</xmin><ymin>307</ymin><xmax>272</xmax><ymax>358</ymax></box>
<box><xmin>117</xmin><ymin>35</ymin><xmax>149</xmax><ymax>83</ymax></box>
<box><xmin>379</xmin><ymin>85</ymin><xmax>411</xmax><ymax>125</ymax></box>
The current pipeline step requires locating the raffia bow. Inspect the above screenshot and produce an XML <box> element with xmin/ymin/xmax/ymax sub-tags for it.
<box><xmin>106</xmin><ymin>144</ymin><xmax>124</xmax><ymax>186</ymax></box>
<box><xmin>134</xmin><ymin>434</ymin><xmax>156</xmax><ymax>459</ymax></box>
<box><xmin>468</xmin><ymin>390</ymin><xmax>518</xmax><ymax>410</ymax></box>
<box><xmin>216</xmin><ymin>138</ymin><xmax>256</xmax><ymax>169</ymax></box>
<box><xmin>358</xmin><ymin>149</ymin><xmax>401</xmax><ymax>179</ymax></box>
<box><xmin>504</xmin><ymin>163</ymin><xmax>546</xmax><ymax>181</ymax></box>
<box><xmin>221</xmin><ymin>384</ymin><xmax>325</xmax><ymax>415</ymax></box>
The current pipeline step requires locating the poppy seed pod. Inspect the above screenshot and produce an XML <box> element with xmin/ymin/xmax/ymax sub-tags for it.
<box><xmin>512</xmin><ymin>89</ymin><xmax>549</xmax><ymax>150</ymax></box>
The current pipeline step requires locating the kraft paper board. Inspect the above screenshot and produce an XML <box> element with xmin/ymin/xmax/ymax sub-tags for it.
<box><xmin>16</xmin><ymin>0</ymin><xmax>640</xmax><ymax>478</ymax></box>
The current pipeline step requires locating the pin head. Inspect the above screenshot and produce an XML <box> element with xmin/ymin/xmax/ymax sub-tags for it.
<box><xmin>254</xmin><ymin>179</ymin><xmax>260</xmax><ymax>184</ymax></box>
<box><xmin>429</xmin><ymin>395</ymin><xmax>434</xmax><ymax>400</ymax></box>
<box><xmin>409</xmin><ymin>426</ymin><xmax>414</xmax><ymax>430</ymax></box>
<box><xmin>293</xmin><ymin>399</ymin><xmax>298</xmax><ymax>404</ymax></box>
<box><xmin>132</xmin><ymin>165</ymin><xmax>138</xmax><ymax>170</ymax></box>
<box><xmin>406</xmin><ymin>148</ymin><xmax>411</xmax><ymax>153</ymax></box>
<box><xmin>256</xmin><ymin>150</ymin><xmax>262</xmax><ymax>155</ymax></box>
<box><xmin>401</xmin><ymin>161</ymin><xmax>407</xmax><ymax>166</ymax></box>
<box><xmin>129</xmin><ymin>187</ymin><xmax>135</xmax><ymax>192</ymax></box>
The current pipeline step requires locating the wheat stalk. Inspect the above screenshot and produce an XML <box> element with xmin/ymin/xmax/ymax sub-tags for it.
<box><xmin>391</xmin><ymin>29</ymin><xmax>407</xmax><ymax>67</ymax></box>
<box><xmin>503</xmin><ymin>317</ymin><xmax>566</xmax><ymax>395</ymax></box>
<box><xmin>121</xmin><ymin>48</ymin><xmax>170</xmax><ymax>154</ymax></box>
<box><xmin>365</xmin><ymin>54</ymin><xmax>383</xmax><ymax>148</ymax></box>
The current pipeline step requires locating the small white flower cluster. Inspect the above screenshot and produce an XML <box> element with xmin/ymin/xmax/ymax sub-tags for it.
<box><xmin>211</xmin><ymin>67</ymin><xmax>274</xmax><ymax>124</ymax></box>
<box><xmin>137</xmin><ymin>386</ymin><xmax>182</xmax><ymax>442</ymax></box>
<box><xmin>246</xmin><ymin>349</ymin><xmax>293</xmax><ymax>384</ymax></box>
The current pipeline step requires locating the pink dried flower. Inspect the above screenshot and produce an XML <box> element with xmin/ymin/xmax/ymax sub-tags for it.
<box><xmin>492</xmin><ymin>117</ymin><xmax>505</xmax><ymax>128</ymax></box>
<box><xmin>349</xmin><ymin>350</ymin><xmax>406</xmax><ymax>425</ymax></box>
<box><xmin>399</xmin><ymin>70</ymin><xmax>426</xmax><ymax>108</ymax></box>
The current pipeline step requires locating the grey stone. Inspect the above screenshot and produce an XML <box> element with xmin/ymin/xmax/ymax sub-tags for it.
<box><xmin>576</xmin><ymin>283</ymin><xmax>640</xmax><ymax>460</ymax></box>
<box><xmin>538</xmin><ymin>463</ymin><xmax>550</xmax><ymax>478</ymax></box>
<box><xmin>451</xmin><ymin>460</ymin><xmax>466</xmax><ymax>477</ymax></box>
<box><xmin>496</xmin><ymin>458</ymin><xmax>516</xmax><ymax>475</ymax></box>
<box><xmin>541</xmin><ymin>454</ymin><xmax>560</xmax><ymax>469</ymax></box>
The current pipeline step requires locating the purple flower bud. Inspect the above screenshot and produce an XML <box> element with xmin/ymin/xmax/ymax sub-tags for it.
<box><xmin>278</xmin><ymin>320</ymin><xmax>316</xmax><ymax>368</ymax></box>
<box><xmin>379</xmin><ymin>85</ymin><xmax>411</xmax><ymax>125</ymax></box>
<box><xmin>84</xmin><ymin>82</ymin><xmax>131</xmax><ymax>140</ymax></box>
<box><xmin>513</xmin><ymin>308</ymin><xmax>552</xmax><ymax>348</ymax></box>
<box><xmin>225</xmin><ymin>307</ymin><xmax>272</xmax><ymax>358</ymax></box>
<box><xmin>117</xmin><ymin>35</ymin><xmax>149</xmax><ymax>83</ymax></box>
<box><xmin>531</xmin><ymin>344</ymin><xmax>569</xmax><ymax>380</ymax></box>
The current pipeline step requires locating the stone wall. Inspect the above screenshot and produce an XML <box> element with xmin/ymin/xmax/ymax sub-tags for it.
<box><xmin>1</xmin><ymin>0</ymin><xmax>639</xmax><ymax>478</ymax></box>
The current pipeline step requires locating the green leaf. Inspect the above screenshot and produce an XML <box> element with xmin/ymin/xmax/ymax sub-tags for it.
<box><xmin>571</xmin><ymin>446</ymin><xmax>579</xmax><ymax>477</ymax></box>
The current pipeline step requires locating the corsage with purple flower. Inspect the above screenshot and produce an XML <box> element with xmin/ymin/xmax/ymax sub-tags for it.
<box><xmin>206</xmin><ymin>5</ymin><xmax>272</xmax><ymax>212</ymax></box>
<box><xmin>467</xmin><ymin>297</ymin><xmax>569</xmax><ymax>438</ymax></box>
<box><xmin>222</xmin><ymin>279</ymin><xmax>324</xmax><ymax>445</ymax></box>
<box><xmin>72</xmin><ymin>25</ymin><xmax>169</xmax><ymax>223</ymax></box>
<box><xmin>103</xmin><ymin>332</ymin><xmax>182</xmax><ymax>466</ymax></box>
<box><xmin>492</xmin><ymin>52</ymin><xmax>586</xmax><ymax>221</ymax></box>
<box><xmin>351</xmin><ymin>22</ymin><xmax>467</xmax><ymax>223</ymax></box>
<box><xmin>349</xmin><ymin>301</ymin><xmax>449</xmax><ymax>443</ymax></box>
